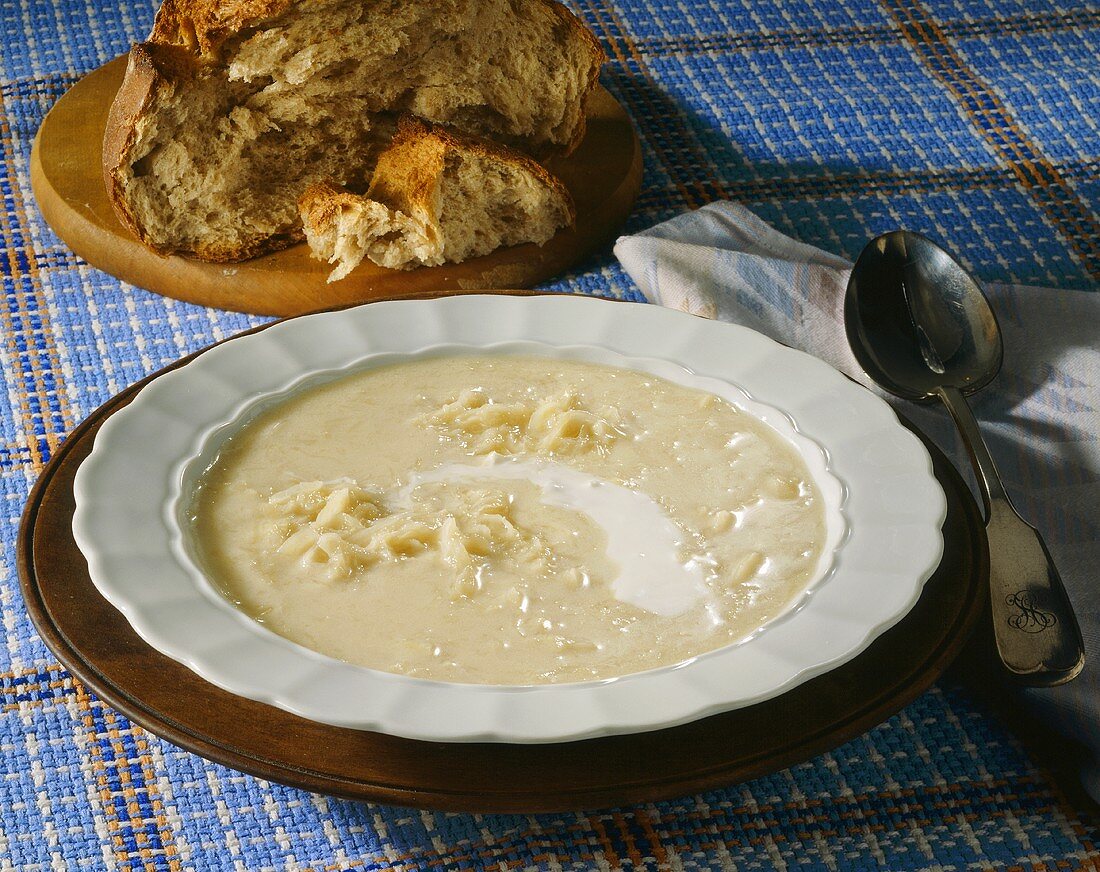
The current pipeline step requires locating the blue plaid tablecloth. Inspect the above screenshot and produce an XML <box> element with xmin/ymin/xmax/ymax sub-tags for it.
<box><xmin>2</xmin><ymin>0</ymin><xmax>1099</xmax><ymax>868</ymax></box>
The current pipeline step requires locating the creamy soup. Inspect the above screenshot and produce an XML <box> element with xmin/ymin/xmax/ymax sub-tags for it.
<box><xmin>188</xmin><ymin>356</ymin><xmax>828</xmax><ymax>684</ymax></box>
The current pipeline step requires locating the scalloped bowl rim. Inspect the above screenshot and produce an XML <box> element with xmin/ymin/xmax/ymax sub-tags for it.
<box><xmin>71</xmin><ymin>295</ymin><xmax>946</xmax><ymax>743</ymax></box>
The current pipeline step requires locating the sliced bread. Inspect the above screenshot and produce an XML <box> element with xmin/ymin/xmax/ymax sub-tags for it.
<box><xmin>299</xmin><ymin>119</ymin><xmax>575</xmax><ymax>280</ymax></box>
<box><xmin>104</xmin><ymin>0</ymin><xmax>605</xmax><ymax>262</ymax></box>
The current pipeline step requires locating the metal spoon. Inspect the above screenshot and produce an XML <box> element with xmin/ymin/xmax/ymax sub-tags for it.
<box><xmin>845</xmin><ymin>230</ymin><xmax>1084</xmax><ymax>686</ymax></box>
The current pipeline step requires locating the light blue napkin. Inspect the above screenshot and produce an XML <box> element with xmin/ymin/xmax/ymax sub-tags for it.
<box><xmin>615</xmin><ymin>202</ymin><xmax>1100</xmax><ymax>799</ymax></box>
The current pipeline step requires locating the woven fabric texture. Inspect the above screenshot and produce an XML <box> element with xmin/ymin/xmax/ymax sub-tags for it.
<box><xmin>2</xmin><ymin>0</ymin><xmax>1099</xmax><ymax>868</ymax></box>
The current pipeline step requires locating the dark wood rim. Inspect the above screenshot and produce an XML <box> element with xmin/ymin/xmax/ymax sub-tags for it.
<box><xmin>17</xmin><ymin>293</ymin><xmax>989</xmax><ymax>811</ymax></box>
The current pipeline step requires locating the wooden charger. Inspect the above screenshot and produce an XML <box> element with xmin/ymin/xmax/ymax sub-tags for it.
<box><xmin>18</xmin><ymin>300</ymin><xmax>989</xmax><ymax>813</ymax></box>
<box><xmin>30</xmin><ymin>57</ymin><xmax>643</xmax><ymax>317</ymax></box>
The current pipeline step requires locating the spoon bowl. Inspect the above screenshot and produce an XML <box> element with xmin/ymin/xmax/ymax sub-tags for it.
<box><xmin>846</xmin><ymin>231</ymin><xmax>1084</xmax><ymax>686</ymax></box>
<box><xmin>846</xmin><ymin>231</ymin><xmax>1003</xmax><ymax>401</ymax></box>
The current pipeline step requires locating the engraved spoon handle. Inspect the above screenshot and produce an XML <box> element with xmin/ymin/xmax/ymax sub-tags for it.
<box><xmin>937</xmin><ymin>386</ymin><xmax>1085</xmax><ymax>686</ymax></box>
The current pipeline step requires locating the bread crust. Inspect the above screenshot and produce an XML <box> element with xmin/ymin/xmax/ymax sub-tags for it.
<box><xmin>302</xmin><ymin>120</ymin><xmax>575</xmax><ymax>230</ymax></box>
<box><xmin>539</xmin><ymin>0</ymin><xmax>606</xmax><ymax>154</ymax></box>
<box><xmin>149</xmin><ymin>0</ymin><xmax>604</xmax><ymax>79</ymax></box>
<box><xmin>102</xmin><ymin>43</ymin><xmax>188</xmax><ymax>257</ymax></box>
<box><xmin>297</xmin><ymin>180</ymin><xmax>365</xmax><ymax>232</ymax></box>
<box><xmin>371</xmin><ymin>117</ymin><xmax>576</xmax><ymax>226</ymax></box>
<box><xmin>151</xmin><ymin>0</ymin><xmax>295</xmax><ymax>57</ymax></box>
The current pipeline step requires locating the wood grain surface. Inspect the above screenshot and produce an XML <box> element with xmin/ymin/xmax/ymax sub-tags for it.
<box><xmin>30</xmin><ymin>58</ymin><xmax>643</xmax><ymax>317</ymax></box>
<box><xmin>17</xmin><ymin>298</ymin><xmax>989</xmax><ymax>812</ymax></box>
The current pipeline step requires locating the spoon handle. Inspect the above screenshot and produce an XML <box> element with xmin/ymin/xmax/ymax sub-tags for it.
<box><xmin>937</xmin><ymin>386</ymin><xmax>1084</xmax><ymax>686</ymax></box>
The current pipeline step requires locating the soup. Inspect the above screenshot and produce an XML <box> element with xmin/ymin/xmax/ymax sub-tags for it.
<box><xmin>188</xmin><ymin>356</ymin><xmax>828</xmax><ymax>684</ymax></box>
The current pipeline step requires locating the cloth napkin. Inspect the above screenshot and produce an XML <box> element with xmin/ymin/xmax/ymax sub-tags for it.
<box><xmin>615</xmin><ymin>202</ymin><xmax>1100</xmax><ymax>800</ymax></box>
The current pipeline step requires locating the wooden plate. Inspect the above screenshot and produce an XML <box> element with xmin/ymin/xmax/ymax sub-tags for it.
<box><xmin>17</xmin><ymin>297</ymin><xmax>989</xmax><ymax>812</ymax></box>
<box><xmin>30</xmin><ymin>58</ymin><xmax>642</xmax><ymax>317</ymax></box>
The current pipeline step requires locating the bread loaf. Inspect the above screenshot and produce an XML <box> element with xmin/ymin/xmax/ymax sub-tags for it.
<box><xmin>299</xmin><ymin>119</ymin><xmax>575</xmax><ymax>280</ymax></box>
<box><xmin>103</xmin><ymin>0</ymin><xmax>604</xmax><ymax>262</ymax></box>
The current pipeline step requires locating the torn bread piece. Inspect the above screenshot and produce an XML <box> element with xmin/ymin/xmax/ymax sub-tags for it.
<box><xmin>299</xmin><ymin>120</ymin><xmax>575</xmax><ymax>280</ymax></box>
<box><xmin>103</xmin><ymin>0</ymin><xmax>604</xmax><ymax>262</ymax></box>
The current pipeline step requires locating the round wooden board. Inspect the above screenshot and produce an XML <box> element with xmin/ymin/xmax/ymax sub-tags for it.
<box><xmin>17</xmin><ymin>298</ymin><xmax>989</xmax><ymax>812</ymax></box>
<box><xmin>30</xmin><ymin>58</ymin><xmax>643</xmax><ymax>317</ymax></box>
